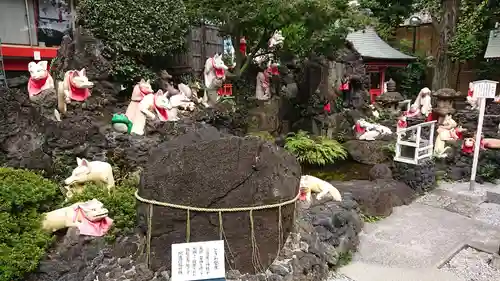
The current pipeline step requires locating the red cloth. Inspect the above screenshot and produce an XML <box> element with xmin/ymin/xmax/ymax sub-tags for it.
<box><xmin>354</xmin><ymin>122</ymin><xmax>366</xmax><ymax>134</ymax></box>
<box><xmin>28</xmin><ymin>74</ymin><xmax>49</xmax><ymax>97</ymax></box>
<box><xmin>324</xmin><ymin>103</ymin><xmax>331</xmax><ymax>113</ymax></box>
<box><xmin>153</xmin><ymin>94</ymin><xmax>168</xmax><ymax>121</ymax></box>
<box><xmin>68</xmin><ymin>71</ymin><xmax>90</xmax><ymax>101</ymax></box>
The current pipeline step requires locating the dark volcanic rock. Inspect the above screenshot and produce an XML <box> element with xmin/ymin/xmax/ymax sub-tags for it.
<box><xmin>137</xmin><ymin>130</ymin><xmax>301</xmax><ymax>273</ymax></box>
<box><xmin>25</xmin><ymin>228</ymin><xmax>168</xmax><ymax>281</ymax></box>
<box><xmin>393</xmin><ymin>158</ymin><xmax>436</xmax><ymax>193</ymax></box>
<box><xmin>0</xmin><ymin>87</ymin><xmax>215</xmax><ymax>182</ymax></box>
<box><xmin>369</xmin><ymin>163</ymin><xmax>393</xmax><ymax>180</ymax></box>
<box><xmin>344</xmin><ymin>140</ymin><xmax>392</xmax><ymax>165</ymax></box>
<box><xmin>332</xmin><ymin>179</ymin><xmax>417</xmax><ymax>217</ymax></box>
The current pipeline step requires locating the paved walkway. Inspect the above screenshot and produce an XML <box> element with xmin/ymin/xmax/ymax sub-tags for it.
<box><xmin>333</xmin><ymin>182</ymin><xmax>500</xmax><ymax>281</ymax></box>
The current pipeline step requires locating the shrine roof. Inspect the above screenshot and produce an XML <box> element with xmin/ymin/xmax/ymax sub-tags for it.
<box><xmin>346</xmin><ymin>28</ymin><xmax>416</xmax><ymax>61</ymax></box>
<box><xmin>485</xmin><ymin>29</ymin><xmax>500</xmax><ymax>59</ymax></box>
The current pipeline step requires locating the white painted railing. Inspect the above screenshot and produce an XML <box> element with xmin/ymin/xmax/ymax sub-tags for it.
<box><xmin>394</xmin><ymin>120</ymin><xmax>437</xmax><ymax>165</ymax></box>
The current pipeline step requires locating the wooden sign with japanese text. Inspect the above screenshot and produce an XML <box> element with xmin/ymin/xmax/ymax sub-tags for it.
<box><xmin>171</xmin><ymin>240</ymin><xmax>226</xmax><ymax>281</ymax></box>
<box><xmin>472</xmin><ymin>80</ymin><xmax>498</xmax><ymax>99</ymax></box>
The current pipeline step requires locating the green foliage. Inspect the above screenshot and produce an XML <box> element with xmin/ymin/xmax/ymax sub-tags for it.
<box><xmin>360</xmin><ymin>213</ymin><xmax>383</xmax><ymax>223</ymax></box>
<box><xmin>382</xmin><ymin>141</ymin><xmax>396</xmax><ymax>157</ymax></box>
<box><xmin>0</xmin><ymin>168</ymin><xmax>62</xmax><ymax>281</ymax></box>
<box><xmin>478</xmin><ymin>163</ymin><xmax>500</xmax><ymax>183</ymax></box>
<box><xmin>185</xmin><ymin>0</ymin><xmax>372</xmax><ymax>75</ymax></box>
<box><xmin>247</xmin><ymin>131</ymin><xmax>276</xmax><ymax>142</ymax></box>
<box><xmin>386</xmin><ymin>39</ymin><xmax>428</xmax><ymax>99</ymax></box>
<box><xmin>65</xmin><ymin>175</ymin><xmax>138</xmax><ymax>240</ymax></box>
<box><xmin>359</xmin><ymin>0</ymin><xmax>416</xmax><ymax>41</ymax></box>
<box><xmin>78</xmin><ymin>0</ymin><xmax>189</xmax><ymax>83</ymax></box>
<box><xmin>284</xmin><ymin>131</ymin><xmax>347</xmax><ymax>166</ymax></box>
<box><xmin>448</xmin><ymin>0</ymin><xmax>489</xmax><ymax>63</ymax></box>
<box><xmin>335</xmin><ymin>251</ymin><xmax>353</xmax><ymax>268</ymax></box>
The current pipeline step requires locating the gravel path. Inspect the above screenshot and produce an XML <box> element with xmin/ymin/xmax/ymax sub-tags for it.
<box><xmin>328</xmin><ymin>271</ymin><xmax>356</xmax><ymax>281</ymax></box>
<box><xmin>441</xmin><ymin>247</ymin><xmax>500</xmax><ymax>281</ymax></box>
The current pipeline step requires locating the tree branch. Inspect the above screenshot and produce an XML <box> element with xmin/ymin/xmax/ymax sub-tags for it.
<box><xmin>239</xmin><ymin>28</ymin><xmax>272</xmax><ymax>75</ymax></box>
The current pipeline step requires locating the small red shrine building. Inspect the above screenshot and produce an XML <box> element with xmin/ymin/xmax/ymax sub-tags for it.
<box><xmin>346</xmin><ymin>28</ymin><xmax>416</xmax><ymax>103</ymax></box>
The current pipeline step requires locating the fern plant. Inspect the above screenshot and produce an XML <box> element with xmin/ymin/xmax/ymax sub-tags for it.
<box><xmin>284</xmin><ymin>131</ymin><xmax>348</xmax><ymax>165</ymax></box>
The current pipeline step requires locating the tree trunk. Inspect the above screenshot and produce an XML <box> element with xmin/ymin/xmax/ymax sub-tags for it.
<box><xmin>432</xmin><ymin>0</ymin><xmax>460</xmax><ymax>90</ymax></box>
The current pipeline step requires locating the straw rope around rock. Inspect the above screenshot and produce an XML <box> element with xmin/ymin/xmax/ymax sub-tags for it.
<box><xmin>134</xmin><ymin>190</ymin><xmax>300</xmax><ymax>274</ymax></box>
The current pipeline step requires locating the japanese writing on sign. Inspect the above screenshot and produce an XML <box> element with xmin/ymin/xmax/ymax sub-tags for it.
<box><xmin>171</xmin><ymin>240</ymin><xmax>225</xmax><ymax>281</ymax></box>
<box><xmin>472</xmin><ymin>80</ymin><xmax>499</xmax><ymax>99</ymax></box>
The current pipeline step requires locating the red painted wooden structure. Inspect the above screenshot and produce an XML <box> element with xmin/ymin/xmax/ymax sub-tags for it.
<box><xmin>2</xmin><ymin>44</ymin><xmax>58</xmax><ymax>71</ymax></box>
<box><xmin>366</xmin><ymin>61</ymin><xmax>411</xmax><ymax>104</ymax></box>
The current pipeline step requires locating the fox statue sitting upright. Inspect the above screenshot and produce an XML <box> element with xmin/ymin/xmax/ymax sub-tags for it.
<box><xmin>56</xmin><ymin>68</ymin><xmax>94</xmax><ymax>120</ymax></box>
<box><xmin>27</xmin><ymin>60</ymin><xmax>59</xmax><ymax>120</ymax></box>
<box><xmin>112</xmin><ymin>89</ymin><xmax>173</xmax><ymax>135</ymax></box>
<box><xmin>27</xmin><ymin>61</ymin><xmax>54</xmax><ymax>98</ymax></box>
<box><xmin>203</xmin><ymin>53</ymin><xmax>228</xmax><ymax>107</ymax></box>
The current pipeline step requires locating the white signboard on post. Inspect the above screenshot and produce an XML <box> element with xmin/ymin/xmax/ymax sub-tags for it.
<box><xmin>472</xmin><ymin>80</ymin><xmax>497</xmax><ymax>99</ymax></box>
<box><xmin>470</xmin><ymin>80</ymin><xmax>499</xmax><ymax>191</ymax></box>
<box><xmin>171</xmin><ymin>240</ymin><xmax>226</xmax><ymax>281</ymax></box>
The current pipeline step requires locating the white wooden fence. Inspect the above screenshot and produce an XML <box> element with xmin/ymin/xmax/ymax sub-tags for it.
<box><xmin>394</xmin><ymin>120</ymin><xmax>437</xmax><ymax>165</ymax></box>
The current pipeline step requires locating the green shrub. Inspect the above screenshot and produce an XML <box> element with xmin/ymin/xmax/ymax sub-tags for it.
<box><xmin>284</xmin><ymin>131</ymin><xmax>347</xmax><ymax>166</ymax></box>
<box><xmin>247</xmin><ymin>131</ymin><xmax>276</xmax><ymax>142</ymax></box>
<box><xmin>0</xmin><ymin>167</ymin><xmax>62</xmax><ymax>281</ymax></box>
<box><xmin>78</xmin><ymin>0</ymin><xmax>189</xmax><ymax>83</ymax></box>
<box><xmin>65</xmin><ymin>175</ymin><xmax>138</xmax><ymax>240</ymax></box>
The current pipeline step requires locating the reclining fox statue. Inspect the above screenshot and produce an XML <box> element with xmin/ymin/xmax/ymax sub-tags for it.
<box><xmin>42</xmin><ymin>199</ymin><xmax>113</xmax><ymax>236</ymax></box>
<box><xmin>63</xmin><ymin>157</ymin><xmax>115</xmax><ymax>198</ymax></box>
<box><xmin>299</xmin><ymin>175</ymin><xmax>342</xmax><ymax>202</ymax></box>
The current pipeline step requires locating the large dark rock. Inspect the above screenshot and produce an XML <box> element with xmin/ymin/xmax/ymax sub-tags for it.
<box><xmin>137</xmin><ymin>129</ymin><xmax>301</xmax><ymax>273</ymax></box>
<box><xmin>25</xmin><ymin>228</ymin><xmax>168</xmax><ymax>281</ymax></box>
<box><xmin>344</xmin><ymin>140</ymin><xmax>392</xmax><ymax>165</ymax></box>
<box><xmin>393</xmin><ymin>158</ymin><xmax>436</xmax><ymax>193</ymax></box>
<box><xmin>369</xmin><ymin>163</ymin><xmax>393</xmax><ymax>180</ymax></box>
<box><xmin>332</xmin><ymin>179</ymin><xmax>417</xmax><ymax>217</ymax></box>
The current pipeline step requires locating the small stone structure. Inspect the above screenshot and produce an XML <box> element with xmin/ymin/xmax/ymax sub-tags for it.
<box><xmin>375</xmin><ymin>79</ymin><xmax>404</xmax><ymax>114</ymax></box>
<box><xmin>137</xmin><ymin>128</ymin><xmax>300</xmax><ymax>273</ymax></box>
<box><xmin>433</xmin><ymin>88</ymin><xmax>463</xmax><ymax>121</ymax></box>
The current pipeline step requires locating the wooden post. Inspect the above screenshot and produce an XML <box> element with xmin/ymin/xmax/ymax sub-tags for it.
<box><xmin>470</xmin><ymin>98</ymin><xmax>486</xmax><ymax>191</ymax></box>
<box><xmin>470</xmin><ymin>80</ymin><xmax>499</xmax><ymax>191</ymax></box>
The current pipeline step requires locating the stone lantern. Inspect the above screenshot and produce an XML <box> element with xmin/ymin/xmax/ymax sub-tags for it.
<box><xmin>375</xmin><ymin>78</ymin><xmax>404</xmax><ymax>115</ymax></box>
<box><xmin>432</xmin><ymin>88</ymin><xmax>463</xmax><ymax>122</ymax></box>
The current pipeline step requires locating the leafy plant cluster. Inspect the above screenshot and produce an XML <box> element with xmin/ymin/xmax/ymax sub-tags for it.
<box><xmin>77</xmin><ymin>0</ymin><xmax>189</xmax><ymax>83</ymax></box>
<box><xmin>0</xmin><ymin>168</ymin><xmax>62</xmax><ymax>281</ymax></box>
<box><xmin>284</xmin><ymin>131</ymin><xmax>347</xmax><ymax>166</ymax></box>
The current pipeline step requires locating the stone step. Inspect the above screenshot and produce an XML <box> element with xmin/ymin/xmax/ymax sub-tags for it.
<box><xmin>339</xmin><ymin>262</ymin><xmax>464</xmax><ymax>281</ymax></box>
<box><xmin>416</xmin><ymin>188</ymin><xmax>483</xmax><ymax>218</ymax></box>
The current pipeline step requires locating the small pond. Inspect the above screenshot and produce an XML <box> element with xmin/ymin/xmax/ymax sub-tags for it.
<box><xmin>302</xmin><ymin>160</ymin><xmax>372</xmax><ymax>181</ymax></box>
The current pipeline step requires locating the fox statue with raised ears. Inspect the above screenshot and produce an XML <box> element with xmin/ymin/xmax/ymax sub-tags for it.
<box><xmin>27</xmin><ymin>60</ymin><xmax>55</xmax><ymax>98</ymax></box>
<box><xmin>56</xmin><ymin>68</ymin><xmax>94</xmax><ymax>120</ymax></box>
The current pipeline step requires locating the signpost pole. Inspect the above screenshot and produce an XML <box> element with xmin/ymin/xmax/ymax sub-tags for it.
<box><xmin>470</xmin><ymin>97</ymin><xmax>486</xmax><ymax>191</ymax></box>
